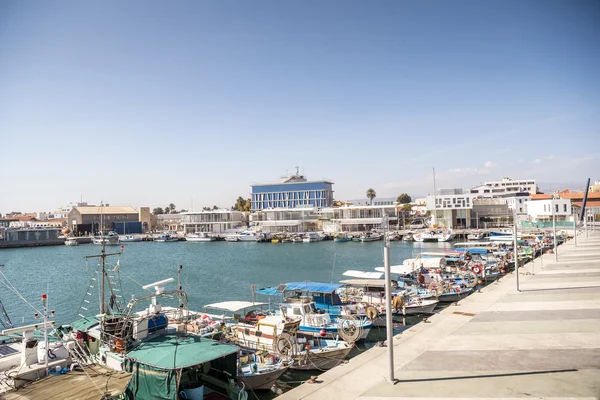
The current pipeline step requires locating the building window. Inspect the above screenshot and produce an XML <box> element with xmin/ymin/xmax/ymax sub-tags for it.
<box><xmin>563</xmin><ymin>204</ymin><xmax>567</xmax><ymax>212</ymax></box>
<box><xmin>555</xmin><ymin>204</ymin><xmax>559</xmax><ymax>213</ymax></box>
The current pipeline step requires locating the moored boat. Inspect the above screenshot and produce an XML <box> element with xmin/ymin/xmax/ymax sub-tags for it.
<box><xmin>185</xmin><ymin>232</ymin><xmax>216</xmax><ymax>242</ymax></box>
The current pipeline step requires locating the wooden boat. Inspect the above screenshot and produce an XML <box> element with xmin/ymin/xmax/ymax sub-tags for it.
<box><xmin>64</xmin><ymin>237</ymin><xmax>79</xmax><ymax>246</ymax></box>
<box><xmin>204</xmin><ymin>301</ymin><xmax>354</xmax><ymax>371</ymax></box>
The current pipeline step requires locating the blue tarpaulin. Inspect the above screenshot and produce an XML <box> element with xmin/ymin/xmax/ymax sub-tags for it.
<box><xmin>454</xmin><ymin>248</ymin><xmax>488</xmax><ymax>255</ymax></box>
<box><xmin>256</xmin><ymin>282</ymin><xmax>342</xmax><ymax>295</ymax></box>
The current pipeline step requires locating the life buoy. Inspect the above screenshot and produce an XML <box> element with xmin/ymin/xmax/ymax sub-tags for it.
<box><xmin>472</xmin><ymin>266</ymin><xmax>482</xmax><ymax>275</ymax></box>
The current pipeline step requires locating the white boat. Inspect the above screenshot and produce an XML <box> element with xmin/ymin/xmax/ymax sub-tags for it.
<box><xmin>225</xmin><ymin>235</ymin><xmax>239</xmax><ymax>242</ymax></box>
<box><xmin>436</xmin><ymin>229</ymin><xmax>455</xmax><ymax>242</ymax></box>
<box><xmin>467</xmin><ymin>232</ymin><xmax>485</xmax><ymax>240</ymax></box>
<box><xmin>155</xmin><ymin>232</ymin><xmax>179</xmax><ymax>242</ymax></box>
<box><xmin>239</xmin><ymin>351</ymin><xmax>292</xmax><ymax>390</ymax></box>
<box><xmin>92</xmin><ymin>231</ymin><xmax>120</xmax><ymax>245</ymax></box>
<box><xmin>413</xmin><ymin>229</ymin><xmax>454</xmax><ymax>242</ymax></box>
<box><xmin>302</xmin><ymin>232</ymin><xmax>321</xmax><ymax>243</ymax></box>
<box><xmin>359</xmin><ymin>233</ymin><xmax>380</xmax><ymax>242</ymax></box>
<box><xmin>120</xmin><ymin>235</ymin><xmax>142</xmax><ymax>242</ymax></box>
<box><xmin>228</xmin><ymin>231</ymin><xmax>269</xmax><ymax>242</ymax></box>
<box><xmin>402</xmin><ymin>233</ymin><xmax>414</xmax><ymax>242</ymax></box>
<box><xmin>185</xmin><ymin>232</ymin><xmax>216</xmax><ymax>242</ymax></box>
<box><xmin>64</xmin><ymin>237</ymin><xmax>79</xmax><ymax>246</ymax></box>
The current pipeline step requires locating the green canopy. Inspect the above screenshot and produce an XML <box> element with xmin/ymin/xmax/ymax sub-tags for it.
<box><xmin>125</xmin><ymin>333</ymin><xmax>238</xmax><ymax>370</ymax></box>
<box><xmin>69</xmin><ymin>316</ymin><xmax>100</xmax><ymax>331</ymax></box>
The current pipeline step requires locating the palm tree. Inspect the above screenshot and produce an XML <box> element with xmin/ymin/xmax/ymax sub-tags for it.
<box><xmin>168</xmin><ymin>203</ymin><xmax>176</xmax><ymax>213</ymax></box>
<box><xmin>366</xmin><ymin>188</ymin><xmax>376</xmax><ymax>205</ymax></box>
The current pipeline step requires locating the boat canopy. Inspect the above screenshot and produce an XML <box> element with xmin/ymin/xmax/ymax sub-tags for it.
<box><xmin>420</xmin><ymin>251</ymin><xmax>463</xmax><ymax>257</ymax></box>
<box><xmin>342</xmin><ymin>270</ymin><xmax>384</xmax><ymax>279</ymax></box>
<box><xmin>403</xmin><ymin>257</ymin><xmax>447</xmax><ymax>268</ymax></box>
<box><xmin>69</xmin><ymin>315</ymin><xmax>100</xmax><ymax>332</ymax></box>
<box><xmin>340</xmin><ymin>279</ymin><xmax>387</xmax><ymax>288</ymax></box>
<box><xmin>125</xmin><ymin>333</ymin><xmax>238</xmax><ymax>370</ymax></box>
<box><xmin>203</xmin><ymin>301</ymin><xmax>267</xmax><ymax>312</ymax></box>
<box><xmin>455</xmin><ymin>248</ymin><xmax>488</xmax><ymax>255</ymax></box>
<box><xmin>375</xmin><ymin>265</ymin><xmax>418</xmax><ymax>275</ymax></box>
<box><xmin>454</xmin><ymin>242</ymin><xmax>495</xmax><ymax>247</ymax></box>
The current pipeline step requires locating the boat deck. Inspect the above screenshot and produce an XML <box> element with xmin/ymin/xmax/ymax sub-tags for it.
<box><xmin>2</xmin><ymin>364</ymin><xmax>131</xmax><ymax>400</ymax></box>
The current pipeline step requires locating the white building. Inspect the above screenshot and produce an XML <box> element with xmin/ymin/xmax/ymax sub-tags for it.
<box><xmin>505</xmin><ymin>195</ymin><xmax>531</xmax><ymax>215</ymax></box>
<box><xmin>319</xmin><ymin>205</ymin><xmax>398</xmax><ymax>233</ymax></box>
<box><xmin>481</xmin><ymin>177</ymin><xmax>538</xmax><ymax>195</ymax></box>
<box><xmin>251</xmin><ymin>207</ymin><xmax>319</xmax><ymax>233</ymax></box>
<box><xmin>425</xmin><ymin>189</ymin><xmax>473</xmax><ymax>228</ymax></box>
<box><xmin>180</xmin><ymin>210</ymin><xmax>246</xmax><ymax>234</ymax></box>
<box><xmin>524</xmin><ymin>198</ymin><xmax>572</xmax><ymax>223</ymax></box>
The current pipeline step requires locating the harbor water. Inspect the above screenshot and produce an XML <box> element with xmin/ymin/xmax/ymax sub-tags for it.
<box><xmin>0</xmin><ymin>240</ymin><xmax>454</xmax><ymax>398</ymax></box>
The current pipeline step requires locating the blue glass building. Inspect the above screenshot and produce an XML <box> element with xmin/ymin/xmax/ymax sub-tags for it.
<box><xmin>251</xmin><ymin>173</ymin><xmax>334</xmax><ymax>212</ymax></box>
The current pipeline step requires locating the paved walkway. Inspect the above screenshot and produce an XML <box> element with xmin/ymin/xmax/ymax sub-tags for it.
<box><xmin>280</xmin><ymin>231</ymin><xmax>600</xmax><ymax>400</ymax></box>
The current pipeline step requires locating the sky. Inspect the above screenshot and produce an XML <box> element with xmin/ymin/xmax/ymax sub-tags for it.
<box><xmin>1</xmin><ymin>0</ymin><xmax>599</xmax><ymax>214</ymax></box>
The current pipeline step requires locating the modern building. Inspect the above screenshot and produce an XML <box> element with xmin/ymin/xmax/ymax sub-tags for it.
<box><xmin>480</xmin><ymin>177</ymin><xmax>538</xmax><ymax>195</ymax></box>
<box><xmin>425</xmin><ymin>189</ymin><xmax>473</xmax><ymax>228</ymax></box>
<box><xmin>68</xmin><ymin>206</ymin><xmax>140</xmax><ymax>235</ymax></box>
<box><xmin>320</xmin><ymin>204</ymin><xmax>398</xmax><ymax>233</ymax></box>
<box><xmin>250</xmin><ymin>169</ymin><xmax>334</xmax><ymax>212</ymax></box>
<box><xmin>155</xmin><ymin>214</ymin><xmax>183</xmax><ymax>232</ymax></box>
<box><xmin>181</xmin><ymin>210</ymin><xmax>246</xmax><ymax>234</ymax></box>
<box><xmin>345</xmin><ymin>197</ymin><xmax>397</xmax><ymax>206</ymax></box>
<box><xmin>0</xmin><ymin>228</ymin><xmax>63</xmax><ymax>248</ymax></box>
<box><xmin>524</xmin><ymin>198</ymin><xmax>572</xmax><ymax>223</ymax></box>
<box><xmin>251</xmin><ymin>207</ymin><xmax>318</xmax><ymax>233</ymax></box>
<box><xmin>471</xmin><ymin>198</ymin><xmax>511</xmax><ymax>228</ymax></box>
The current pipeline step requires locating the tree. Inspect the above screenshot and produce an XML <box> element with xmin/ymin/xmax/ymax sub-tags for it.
<box><xmin>212</xmin><ymin>205</ymin><xmax>218</xmax><ymax>210</ymax></box>
<box><xmin>244</xmin><ymin>198</ymin><xmax>252</xmax><ymax>212</ymax></box>
<box><xmin>366</xmin><ymin>188</ymin><xmax>376</xmax><ymax>205</ymax></box>
<box><xmin>152</xmin><ymin>207</ymin><xmax>164</xmax><ymax>215</ymax></box>
<box><xmin>396</xmin><ymin>193</ymin><xmax>412</xmax><ymax>204</ymax></box>
<box><xmin>202</xmin><ymin>206</ymin><xmax>211</xmax><ymax>211</ymax></box>
<box><xmin>168</xmin><ymin>203</ymin><xmax>176</xmax><ymax>213</ymax></box>
<box><xmin>164</xmin><ymin>206</ymin><xmax>170</xmax><ymax>214</ymax></box>
<box><xmin>399</xmin><ymin>203</ymin><xmax>413</xmax><ymax>229</ymax></box>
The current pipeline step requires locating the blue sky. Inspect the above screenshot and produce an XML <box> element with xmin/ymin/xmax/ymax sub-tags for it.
<box><xmin>1</xmin><ymin>0</ymin><xmax>599</xmax><ymax>214</ymax></box>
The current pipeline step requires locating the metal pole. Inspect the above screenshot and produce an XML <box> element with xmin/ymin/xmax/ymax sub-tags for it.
<box><xmin>43</xmin><ymin>295</ymin><xmax>48</xmax><ymax>373</ymax></box>
<box><xmin>383</xmin><ymin>214</ymin><xmax>394</xmax><ymax>383</ymax></box>
<box><xmin>585</xmin><ymin>210</ymin><xmax>588</xmax><ymax>238</ymax></box>
<box><xmin>514</xmin><ymin>214</ymin><xmax>520</xmax><ymax>292</ymax></box>
<box><xmin>552</xmin><ymin>200</ymin><xmax>557</xmax><ymax>262</ymax></box>
<box><xmin>573</xmin><ymin>212</ymin><xmax>577</xmax><ymax>247</ymax></box>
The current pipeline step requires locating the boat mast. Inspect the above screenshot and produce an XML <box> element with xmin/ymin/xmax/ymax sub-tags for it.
<box><xmin>432</xmin><ymin>167</ymin><xmax>437</xmax><ymax>227</ymax></box>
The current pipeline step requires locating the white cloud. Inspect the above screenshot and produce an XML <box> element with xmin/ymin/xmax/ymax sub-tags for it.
<box><xmin>546</xmin><ymin>155</ymin><xmax>555</xmax><ymax>160</ymax></box>
<box><xmin>532</xmin><ymin>159</ymin><xmax>541</xmax><ymax>164</ymax></box>
<box><xmin>484</xmin><ymin>161</ymin><xmax>497</xmax><ymax>168</ymax></box>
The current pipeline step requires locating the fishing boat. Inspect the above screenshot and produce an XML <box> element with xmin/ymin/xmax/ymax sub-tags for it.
<box><xmin>185</xmin><ymin>232</ymin><xmax>216</xmax><ymax>242</ymax></box>
<box><xmin>92</xmin><ymin>230</ymin><xmax>120</xmax><ymax>245</ymax></box>
<box><xmin>467</xmin><ymin>231</ymin><xmax>485</xmax><ymax>240</ymax></box>
<box><xmin>292</xmin><ymin>236</ymin><xmax>303</xmax><ymax>243</ymax></box>
<box><xmin>154</xmin><ymin>232</ymin><xmax>179</xmax><ymax>242</ymax></box>
<box><xmin>334</xmin><ymin>232</ymin><xmax>350</xmax><ymax>242</ymax></box>
<box><xmin>413</xmin><ymin>231</ymin><xmax>438</xmax><ymax>242</ymax></box>
<box><xmin>402</xmin><ymin>233</ymin><xmax>414</xmax><ymax>242</ymax></box>
<box><xmin>302</xmin><ymin>232</ymin><xmax>321</xmax><ymax>243</ymax></box>
<box><xmin>225</xmin><ymin>235</ymin><xmax>240</xmax><ymax>242</ymax></box>
<box><xmin>227</xmin><ymin>231</ymin><xmax>269</xmax><ymax>242</ymax></box>
<box><xmin>238</xmin><ymin>350</ymin><xmax>292</xmax><ymax>391</ymax></box>
<box><xmin>204</xmin><ymin>301</ymin><xmax>354</xmax><ymax>371</ymax></box>
<box><xmin>64</xmin><ymin>237</ymin><xmax>79</xmax><ymax>246</ymax></box>
<box><xmin>359</xmin><ymin>233</ymin><xmax>380</xmax><ymax>242</ymax></box>
<box><xmin>119</xmin><ymin>235</ymin><xmax>142</xmax><ymax>242</ymax></box>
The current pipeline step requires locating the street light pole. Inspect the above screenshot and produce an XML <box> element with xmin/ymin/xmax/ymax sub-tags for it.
<box><xmin>514</xmin><ymin>210</ymin><xmax>520</xmax><ymax>292</ymax></box>
<box><xmin>382</xmin><ymin>214</ymin><xmax>394</xmax><ymax>383</ymax></box>
<box><xmin>552</xmin><ymin>199</ymin><xmax>557</xmax><ymax>262</ymax></box>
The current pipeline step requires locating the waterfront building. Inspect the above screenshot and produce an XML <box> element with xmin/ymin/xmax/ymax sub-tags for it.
<box><xmin>251</xmin><ymin>207</ymin><xmax>318</xmax><ymax>233</ymax></box>
<box><xmin>479</xmin><ymin>177</ymin><xmax>538</xmax><ymax>195</ymax></box>
<box><xmin>320</xmin><ymin>204</ymin><xmax>398</xmax><ymax>233</ymax></box>
<box><xmin>425</xmin><ymin>188</ymin><xmax>473</xmax><ymax>228</ymax></box>
<box><xmin>524</xmin><ymin>198</ymin><xmax>572</xmax><ymax>223</ymax></box>
<box><xmin>68</xmin><ymin>205</ymin><xmax>140</xmax><ymax>235</ymax></box>
<box><xmin>250</xmin><ymin>169</ymin><xmax>334</xmax><ymax>212</ymax></box>
<box><xmin>155</xmin><ymin>213</ymin><xmax>182</xmax><ymax>232</ymax></box>
<box><xmin>0</xmin><ymin>227</ymin><xmax>63</xmax><ymax>248</ymax></box>
<box><xmin>181</xmin><ymin>210</ymin><xmax>246</xmax><ymax>234</ymax></box>
<box><xmin>345</xmin><ymin>197</ymin><xmax>397</xmax><ymax>206</ymax></box>
<box><xmin>471</xmin><ymin>198</ymin><xmax>510</xmax><ymax>228</ymax></box>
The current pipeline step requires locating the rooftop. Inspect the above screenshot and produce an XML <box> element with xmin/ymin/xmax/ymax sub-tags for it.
<box><xmin>73</xmin><ymin>206</ymin><xmax>138</xmax><ymax>215</ymax></box>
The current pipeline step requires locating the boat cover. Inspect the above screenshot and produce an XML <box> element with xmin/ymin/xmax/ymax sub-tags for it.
<box><xmin>203</xmin><ymin>301</ymin><xmax>267</xmax><ymax>312</ymax></box>
<box><xmin>454</xmin><ymin>248</ymin><xmax>488</xmax><ymax>255</ymax></box>
<box><xmin>342</xmin><ymin>270</ymin><xmax>384</xmax><ymax>279</ymax></box>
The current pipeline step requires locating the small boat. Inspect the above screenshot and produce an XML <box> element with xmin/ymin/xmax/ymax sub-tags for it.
<box><xmin>292</xmin><ymin>236</ymin><xmax>303</xmax><ymax>243</ymax></box>
<box><xmin>64</xmin><ymin>237</ymin><xmax>79</xmax><ymax>246</ymax></box>
<box><xmin>92</xmin><ymin>230</ymin><xmax>120</xmax><ymax>245</ymax></box>
<box><xmin>120</xmin><ymin>234</ymin><xmax>142</xmax><ymax>242</ymax></box>
<box><xmin>302</xmin><ymin>232</ymin><xmax>321</xmax><ymax>243</ymax></box>
<box><xmin>225</xmin><ymin>235</ymin><xmax>240</xmax><ymax>242</ymax></box>
<box><xmin>334</xmin><ymin>233</ymin><xmax>350</xmax><ymax>242</ymax></box>
<box><xmin>238</xmin><ymin>350</ymin><xmax>292</xmax><ymax>391</ymax></box>
<box><xmin>155</xmin><ymin>232</ymin><xmax>179</xmax><ymax>242</ymax></box>
<box><xmin>402</xmin><ymin>233</ymin><xmax>414</xmax><ymax>242</ymax></box>
<box><xmin>467</xmin><ymin>231</ymin><xmax>485</xmax><ymax>240</ymax></box>
<box><xmin>271</xmin><ymin>237</ymin><xmax>280</xmax><ymax>244</ymax></box>
<box><xmin>185</xmin><ymin>232</ymin><xmax>216</xmax><ymax>242</ymax></box>
<box><xmin>359</xmin><ymin>233</ymin><xmax>380</xmax><ymax>242</ymax></box>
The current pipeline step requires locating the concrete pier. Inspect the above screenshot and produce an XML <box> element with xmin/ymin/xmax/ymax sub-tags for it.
<box><xmin>280</xmin><ymin>231</ymin><xmax>600</xmax><ymax>399</ymax></box>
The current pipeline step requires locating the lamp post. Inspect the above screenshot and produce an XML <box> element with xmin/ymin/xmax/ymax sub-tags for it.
<box><xmin>552</xmin><ymin>199</ymin><xmax>557</xmax><ymax>262</ymax></box>
<box><xmin>382</xmin><ymin>214</ymin><xmax>394</xmax><ymax>383</ymax></box>
<box><xmin>513</xmin><ymin>210</ymin><xmax>520</xmax><ymax>292</ymax></box>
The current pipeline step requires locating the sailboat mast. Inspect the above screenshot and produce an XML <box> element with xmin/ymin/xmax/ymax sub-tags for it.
<box><xmin>432</xmin><ymin>168</ymin><xmax>437</xmax><ymax>226</ymax></box>
<box><xmin>101</xmin><ymin>201</ymin><xmax>106</xmax><ymax>314</ymax></box>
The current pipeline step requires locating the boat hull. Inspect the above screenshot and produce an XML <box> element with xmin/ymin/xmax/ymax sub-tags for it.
<box><xmin>186</xmin><ymin>237</ymin><xmax>216</xmax><ymax>242</ymax></box>
<box><xmin>291</xmin><ymin>345</ymin><xmax>353</xmax><ymax>371</ymax></box>
<box><xmin>241</xmin><ymin>364</ymin><xmax>289</xmax><ymax>390</ymax></box>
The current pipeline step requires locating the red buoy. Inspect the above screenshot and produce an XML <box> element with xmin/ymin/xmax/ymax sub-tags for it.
<box><xmin>319</xmin><ymin>328</ymin><xmax>327</xmax><ymax>337</ymax></box>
